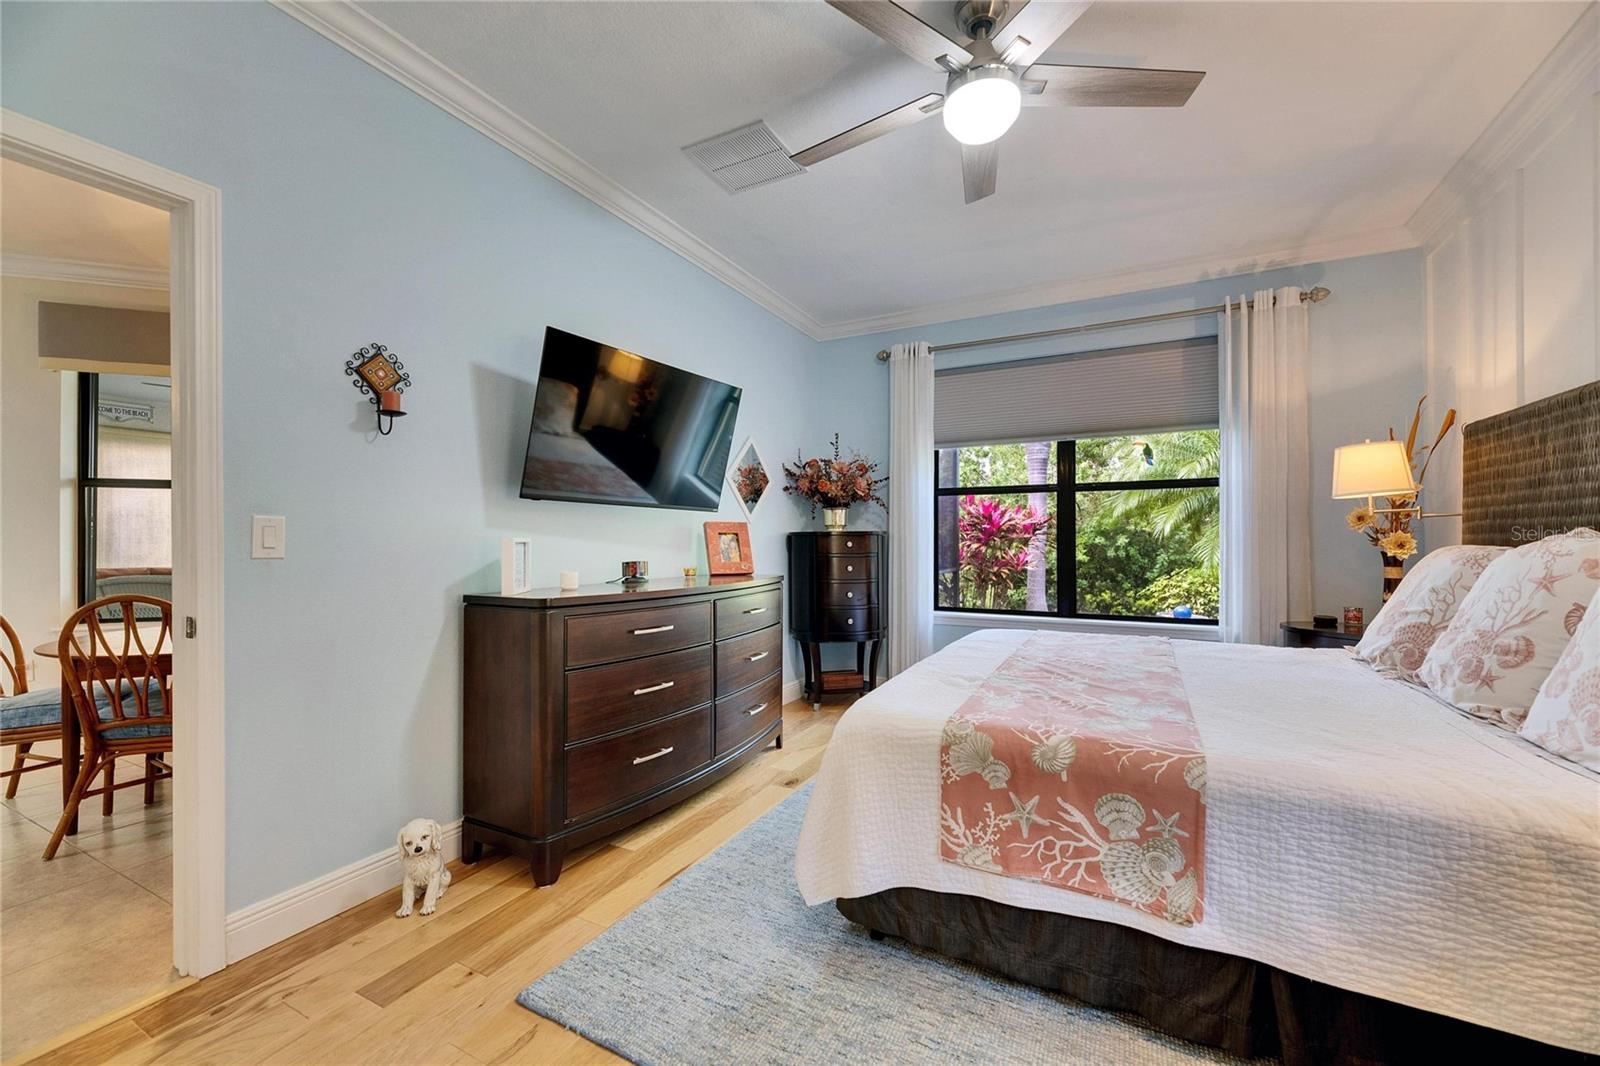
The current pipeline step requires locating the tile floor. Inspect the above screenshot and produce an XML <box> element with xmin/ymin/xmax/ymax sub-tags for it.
<box><xmin>0</xmin><ymin>744</ymin><xmax>178</xmax><ymax>1059</ymax></box>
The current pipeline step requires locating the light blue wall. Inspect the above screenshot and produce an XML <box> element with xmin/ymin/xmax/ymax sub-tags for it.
<box><xmin>816</xmin><ymin>249</ymin><xmax>1430</xmax><ymax>646</ymax></box>
<box><xmin>3</xmin><ymin>2</ymin><xmax>830</xmax><ymax>910</ymax></box>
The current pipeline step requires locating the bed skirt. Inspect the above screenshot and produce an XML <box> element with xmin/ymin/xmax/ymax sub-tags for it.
<box><xmin>836</xmin><ymin>889</ymin><xmax>1592</xmax><ymax>1066</ymax></box>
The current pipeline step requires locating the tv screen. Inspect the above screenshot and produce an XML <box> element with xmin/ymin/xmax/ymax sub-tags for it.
<box><xmin>520</xmin><ymin>327</ymin><xmax>742</xmax><ymax>510</ymax></box>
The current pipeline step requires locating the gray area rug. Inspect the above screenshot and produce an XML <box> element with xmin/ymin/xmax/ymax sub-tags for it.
<box><xmin>519</xmin><ymin>786</ymin><xmax>1257</xmax><ymax>1065</ymax></box>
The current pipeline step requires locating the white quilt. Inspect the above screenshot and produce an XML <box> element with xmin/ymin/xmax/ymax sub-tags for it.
<box><xmin>795</xmin><ymin>629</ymin><xmax>1600</xmax><ymax>1053</ymax></box>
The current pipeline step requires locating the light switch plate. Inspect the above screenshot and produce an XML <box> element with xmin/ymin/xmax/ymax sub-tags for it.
<box><xmin>251</xmin><ymin>515</ymin><xmax>286</xmax><ymax>559</ymax></box>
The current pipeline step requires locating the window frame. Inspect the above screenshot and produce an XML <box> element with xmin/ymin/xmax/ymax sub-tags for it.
<box><xmin>933</xmin><ymin>438</ymin><xmax>1220</xmax><ymax>626</ymax></box>
<box><xmin>77</xmin><ymin>373</ymin><xmax>173</xmax><ymax>605</ymax></box>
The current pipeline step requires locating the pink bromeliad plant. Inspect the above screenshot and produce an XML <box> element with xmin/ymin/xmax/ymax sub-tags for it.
<box><xmin>958</xmin><ymin>495</ymin><xmax>1051</xmax><ymax>609</ymax></box>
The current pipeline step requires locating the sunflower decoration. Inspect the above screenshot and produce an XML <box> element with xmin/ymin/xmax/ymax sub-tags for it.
<box><xmin>1345</xmin><ymin>505</ymin><xmax>1377</xmax><ymax>531</ymax></box>
<box><xmin>1377</xmin><ymin>529</ymin><xmax>1418</xmax><ymax>560</ymax></box>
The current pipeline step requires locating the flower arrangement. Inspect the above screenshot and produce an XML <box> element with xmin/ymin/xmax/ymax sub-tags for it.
<box><xmin>1345</xmin><ymin>396</ymin><xmax>1456</xmax><ymax>597</ymax></box>
<box><xmin>958</xmin><ymin>495</ymin><xmax>1052</xmax><ymax>609</ymax></box>
<box><xmin>734</xmin><ymin>461</ymin><xmax>769</xmax><ymax>507</ymax></box>
<box><xmin>783</xmin><ymin>434</ymin><xmax>886</xmax><ymax>519</ymax></box>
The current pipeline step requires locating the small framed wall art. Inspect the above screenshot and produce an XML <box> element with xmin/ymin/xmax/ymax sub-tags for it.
<box><xmin>501</xmin><ymin>536</ymin><xmax>533</xmax><ymax>595</ymax></box>
<box><xmin>703</xmin><ymin>521</ymin><xmax>754</xmax><ymax>576</ymax></box>
<box><xmin>727</xmin><ymin>436</ymin><xmax>771</xmax><ymax>520</ymax></box>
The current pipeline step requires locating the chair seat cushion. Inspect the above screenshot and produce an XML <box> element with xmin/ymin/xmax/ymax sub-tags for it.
<box><xmin>0</xmin><ymin>687</ymin><xmax>72</xmax><ymax>731</ymax></box>
<box><xmin>0</xmin><ymin>682</ymin><xmax>168</xmax><ymax>740</ymax></box>
<box><xmin>100</xmin><ymin>680</ymin><xmax>170</xmax><ymax>741</ymax></box>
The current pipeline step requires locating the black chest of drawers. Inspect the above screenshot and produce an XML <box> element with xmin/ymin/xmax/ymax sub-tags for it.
<box><xmin>461</xmin><ymin>574</ymin><xmax>783</xmax><ymax>886</ymax></box>
<box><xmin>787</xmin><ymin>531</ymin><xmax>886</xmax><ymax>708</ymax></box>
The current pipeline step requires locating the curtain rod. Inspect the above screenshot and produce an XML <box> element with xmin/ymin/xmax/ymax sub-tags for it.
<box><xmin>873</xmin><ymin>286</ymin><xmax>1332</xmax><ymax>361</ymax></box>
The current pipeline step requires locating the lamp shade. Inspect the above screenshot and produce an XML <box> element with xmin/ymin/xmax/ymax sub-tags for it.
<box><xmin>1331</xmin><ymin>439</ymin><xmax>1416</xmax><ymax>498</ymax></box>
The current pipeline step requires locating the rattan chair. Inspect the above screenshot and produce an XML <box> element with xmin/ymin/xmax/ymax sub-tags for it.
<box><xmin>1</xmin><ymin>613</ymin><xmax>66</xmax><ymax>799</ymax></box>
<box><xmin>43</xmin><ymin>596</ymin><xmax>174</xmax><ymax>860</ymax></box>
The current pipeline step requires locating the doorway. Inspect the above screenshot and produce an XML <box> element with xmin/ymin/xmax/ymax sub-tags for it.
<box><xmin>0</xmin><ymin>108</ymin><xmax>225</xmax><ymax>1053</ymax></box>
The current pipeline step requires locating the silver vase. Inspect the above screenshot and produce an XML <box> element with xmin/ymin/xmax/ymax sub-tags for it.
<box><xmin>822</xmin><ymin>507</ymin><xmax>849</xmax><ymax>532</ymax></box>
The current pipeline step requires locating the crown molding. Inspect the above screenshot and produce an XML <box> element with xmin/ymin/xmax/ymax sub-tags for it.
<box><xmin>272</xmin><ymin>1</ymin><xmax>1423</xmax><ymax>344</ymax></box>
<box><xmin>809</xmin><ymin>226</ymin><xmax>1419</xmax><ymax>340</ymax></box>
<box><xmin>1</xmin><ymin>252</ymin><xmax>168</xmax><ymax>290</ymax></box>
<box><xmin>270</xmin><ymin>0</ymin><xmax>827</xmax><ymax>339</ymax></box>
<box><xmin>1408</xmin><ymin>4</ymin><xmax>1599</xmax><ymax>252</ymax></box>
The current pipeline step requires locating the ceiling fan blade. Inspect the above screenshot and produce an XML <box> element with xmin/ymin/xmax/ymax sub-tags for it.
<box><xmin>792</xmin><ymin>93</ymin><xmax>944</xmax><ymax>168</ymax></box>
<box><xmin>1020</xmin><ymin>64</ymin><xmax>1205</xmax><ymax>107</ymax></box>
<box><xmin>962</xmin><ymin>142</ymin><xmax>998</xmax><ymax>204</ymax></box>
<box><xmin>827</xmin><ymin>1</ymin><xmax>973</xmax><ymax>70</ymax></box>
<box><xmin>994</xmin><ymin>1</ymin><xmax>1092</xmax><ymax>68</ymax></box>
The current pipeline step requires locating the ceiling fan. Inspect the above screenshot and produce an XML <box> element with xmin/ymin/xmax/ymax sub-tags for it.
<box><xmin>794</xmin><ymin>1</ymin><xmax>1205</xmax><ymax>204</ymax></box>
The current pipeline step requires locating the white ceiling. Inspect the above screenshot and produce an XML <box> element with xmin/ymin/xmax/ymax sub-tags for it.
<box><xmin>0</xmin><ymin>158</ymin><xmax>170</xmax><ymax>270</ymax></box>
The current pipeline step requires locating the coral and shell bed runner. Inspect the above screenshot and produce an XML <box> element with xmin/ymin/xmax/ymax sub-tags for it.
<box><xmin>939</xmin><ymin>632</ymin><xmax>1208</xmax><ymax>925</ymax></box>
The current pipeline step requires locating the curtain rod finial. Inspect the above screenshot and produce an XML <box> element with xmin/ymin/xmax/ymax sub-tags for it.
<box><xmin>1306</xmin><ymin>286</ymin><xmax>1331</xmax><ymax>303</ymax></box>
<box><xmin>876</xmin><ymin>349</ymin><xmax>891</xmax><ymax>362</ymax></box>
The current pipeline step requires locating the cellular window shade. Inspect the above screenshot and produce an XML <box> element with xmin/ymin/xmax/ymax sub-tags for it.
<box><xmin>934</xmin><ymin>338</ymin><xmax>1219</xmax><ymax>447</ymax></box>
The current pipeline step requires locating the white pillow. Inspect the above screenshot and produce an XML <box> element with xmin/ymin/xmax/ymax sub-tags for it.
<box><xmin>1520</xmin><ymin>586</ymin><xmax>1600</xmax><ymax>771</ymax></box>
<box><xmin>1417</xmin><ymin>528</ymin><xmax>1600</xmax><ymax>729</ymax></box>
<box><xmin>1355</xmin><ymin>544</ymin><xmax>1506</xmax><ymax>680</ymax></box>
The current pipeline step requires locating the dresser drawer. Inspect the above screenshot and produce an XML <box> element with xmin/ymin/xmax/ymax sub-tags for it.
<box><xmin>715</xmin><ymin>671</ymin><xmax>782</xmax><ymax>756</ymax></box>
<box><xmin>825</xmin><ymin>605</ymin><xmax>879</xmax><ymax>636</ymax></box>
<box><xmin>814</xmin><ymin>533</ymin><xmax>876</xmax><ymax>555</ymax></box>
<box><xmin>821</xmin><ymin>580</ymin><xmax>874</xmax><ymax>608</ymax></box>
<box><xmin>566</xmin><ymin>708</ymin><xmax>711</xmax><ymax>821</ymax></box>
<box><xmin>821</xmin><ymin>554</ymin><xmax>875</xmax><ymax>582</ymax></box>
<box><xmin>715</xmin><ymin>624</ymin><xmax>782</xmax><ymax>697</ymax></box>
<box><xmin>565</xmin><ymin>645</ymin><xmax>712</xmax><ymax>744</ymax></box>
<box><xmin>565</xmin><ymin>601</ymin><xmax>711</xmax><ymax>668</ymax></box>
<box><xmin>715</xmin><ymin>587</ymin><xmax>782</xmax><ymax>640</ymax></box>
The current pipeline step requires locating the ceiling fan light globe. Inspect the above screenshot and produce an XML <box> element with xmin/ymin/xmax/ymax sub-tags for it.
<box><xmin>942</xmin><ymin>67</ymin><xmax>1022</xmax><ymax>146</ymax></box>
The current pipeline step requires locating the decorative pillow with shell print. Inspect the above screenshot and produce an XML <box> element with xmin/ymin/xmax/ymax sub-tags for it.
<box><xmin>1355</xmin><ymin>544</ymin><xmax>1507</xmax><ymax>680</ymax></box>
<box><xmin>1519</xmin><ymin>585</ymin><xmax>1600</xmax><ymax>771</ymax></box>
<box><xmin>1418</xmin><ymin>528</ymin><xmax>1600</xmax><ymax>730</ymax></box>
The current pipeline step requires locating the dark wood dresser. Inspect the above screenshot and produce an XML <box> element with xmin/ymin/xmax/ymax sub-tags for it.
<box><xmin>787</xmin><ymin>532</ymin><xmax>886</xmax><ymax>707</ymax></box>
<box><xmin>462</xmin><ymin>574</ymin><xmax>783</xmax><ymax>885</ymax></box>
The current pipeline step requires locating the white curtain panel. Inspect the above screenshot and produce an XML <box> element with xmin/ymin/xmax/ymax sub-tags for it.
<box><xmin>887</xmin><ymin>341</ymin><xmax>935</xmax><ymax>674</ymax></box>
<box><xmin>1219</xmin><ymin>288</ymin><xmax>1313</xmax><ymax>644</ymax></box>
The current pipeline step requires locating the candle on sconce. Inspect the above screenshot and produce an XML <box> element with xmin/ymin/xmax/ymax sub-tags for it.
<box><xmin>378</xmin><ymin>388</ymin><xmax>404</xmax><ymax>414</ymax></box>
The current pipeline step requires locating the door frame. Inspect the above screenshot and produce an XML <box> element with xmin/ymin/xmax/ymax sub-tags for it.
<box><xmin>2</xmin><ymin>108</ymin><xmax>226</xmax><ymax>977</ymax></box>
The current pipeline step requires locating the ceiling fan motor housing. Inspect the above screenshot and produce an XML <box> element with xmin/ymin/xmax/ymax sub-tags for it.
<box><xmin>955</xmin><ymin>0</ymin><xmax>1010</xmax><ymax>41</ymax></box>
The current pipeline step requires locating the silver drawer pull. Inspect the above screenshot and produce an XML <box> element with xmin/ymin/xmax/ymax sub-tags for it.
<box><xmin>846</xmin><ymin>617</ymin><xmax>854</xmax><ymax>625</ymax></box>
<box><xmin>846</xmin><ymin>591</ymin><xmax>854</xmax><ymax>599</ymax></box>
<box><xmin>743</xmin><ymin>606</ymin><xmax>768</xmax><ymax>615</ymax></box>
<box><xmin>745</xmin><ymin>702</ymin><xmax>769</xmax><ymax>717</ymax></box>
<box><xmin>846</xmin><ymin>564</ymin><xmax>854</xmax><ymax>572</ymax></box>
<box><xmin>632</xmin><ymin>624</ymin><xmax>675</xmax><ymax>635</ymax></box>
<box><xmin>633</xmin><ymin>680</ymin><xmax>676</xmax><ymax>696</ymax></box>
<box><xmin>633</xmin><ymin>746</ymin><xmax>674</xmax><ymax>765</ymax></box>
<box><xmin>846</xmin><ymin>540</ymin><xmax>853</xmax><ymax>547</ymax></box>
<box><xmin>745</xmin><ymin>651</ymin><xmax>769</xmax><ymax>663</ymax></box>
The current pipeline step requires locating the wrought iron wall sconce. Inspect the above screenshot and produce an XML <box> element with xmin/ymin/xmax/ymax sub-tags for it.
<box><xmin>345</xmin><ymin>342</ymin><xmax>411</xmax><ymax>435</ymax></box>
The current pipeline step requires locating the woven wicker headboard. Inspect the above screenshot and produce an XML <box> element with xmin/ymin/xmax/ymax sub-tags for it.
<box><xmin>1461</xmin><ymin>380</ymin><xmax>1600</xmax><ymax>547</ymax></box>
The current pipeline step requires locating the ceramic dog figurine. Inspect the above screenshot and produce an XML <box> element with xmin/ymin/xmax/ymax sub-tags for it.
<box><xmin>395</xmin><ymin>817</ymin><xmax>451</xmax><ymax>917</ymax></box>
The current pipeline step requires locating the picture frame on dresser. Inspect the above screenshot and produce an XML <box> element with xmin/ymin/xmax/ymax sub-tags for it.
<box><xmin>703</xmin><ymin>521</ymin><xmax>755</xmax><ymax>575</ymax></box>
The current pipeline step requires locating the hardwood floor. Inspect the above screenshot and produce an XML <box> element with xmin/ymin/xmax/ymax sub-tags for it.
<box><xmin>15</xmin><ymin>699</ymin><xmax>844</xmax><ymax>1066</ymax></box>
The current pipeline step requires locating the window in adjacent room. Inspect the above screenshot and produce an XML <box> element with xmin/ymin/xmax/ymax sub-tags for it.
<box><xmin>932</xmin><ymin>338</ymin><xmax>1219</xmax><ymax>624</ymax></box>
<box><xmin>77</xmin><ymin>373</ymin><xmax>173</xmax><ymax>616</ymax></box>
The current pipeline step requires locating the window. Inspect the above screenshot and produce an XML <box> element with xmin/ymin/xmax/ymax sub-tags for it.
<box><xmin>934</xmin><ymin>430</ymin><xmax>1220</xmax><ymax>624</ymax></box>
<box><xmin>78</xmin><ymin>374</ymin><xmax>173</xmax><ymax>611</ymax></box>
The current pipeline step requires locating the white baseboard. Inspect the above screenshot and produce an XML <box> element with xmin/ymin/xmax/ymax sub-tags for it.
<box><xmin>227</xmin><ymin>682</ymin><xmax>812</xmax><ymax>963</ymax></box>
<box><xmin>224</xmin><ymin>819</ymin><xmax>463</xmax><ymax>964</ymax></box>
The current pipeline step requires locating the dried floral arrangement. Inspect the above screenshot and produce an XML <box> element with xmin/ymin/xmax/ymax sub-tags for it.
<box><xmin>1345</xmin><ymin>396</ymin><xmax>1457</xmax><ymax>562</ymax></box>
<box><xmin>783</xmin><ymin>434</ymin><xmax>886</xmax><ymax>516</ymax></box>
<box><xmin>734</xmin><ymin>461</ymin><xmax>769</xmax><ymax>506</ymax></box>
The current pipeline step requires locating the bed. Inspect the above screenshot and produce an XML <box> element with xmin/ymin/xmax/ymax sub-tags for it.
<box><xmin>794</xmin><ymin>382</ymin><xmax>1600</xmax><ymax>1064</ymax></box>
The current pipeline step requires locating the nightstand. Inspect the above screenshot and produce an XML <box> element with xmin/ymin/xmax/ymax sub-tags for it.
<box><xmin>1280</xmin><ymin>621</ymin><xmax>1362</xmax><ymax>648</ymax></box>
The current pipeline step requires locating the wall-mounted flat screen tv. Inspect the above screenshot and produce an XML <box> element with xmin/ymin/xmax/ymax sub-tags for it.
<box><xmin>520</xmin><ymin>327</ymin><xmax>741</xmax><ymax>510</ymax></box>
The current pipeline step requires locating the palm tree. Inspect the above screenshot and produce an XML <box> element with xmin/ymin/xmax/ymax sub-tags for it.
<box><xmin>1099</xmin><ymin>431</ymin><xmax>1220</xmax><ymax>569</ymax></box>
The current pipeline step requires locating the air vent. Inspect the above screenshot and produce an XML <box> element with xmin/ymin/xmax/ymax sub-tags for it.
<box><xmin>683</xmin><ymin>121</ymin><xmax>804</xmax><ymax>193</ymax></box>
